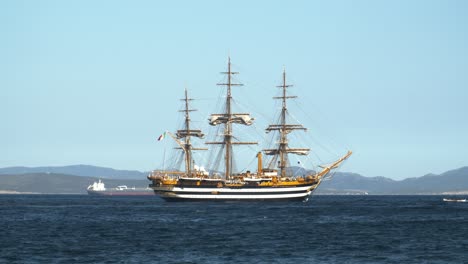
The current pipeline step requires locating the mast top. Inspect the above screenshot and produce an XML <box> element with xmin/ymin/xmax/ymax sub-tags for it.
<box><xmin>264</xmin><ymin>68</ymin><xmax>309</xmax><ymax>176</ymax></box>
<box><xmin>176</xmin><ymin>88</ymin><xmax>205</xmax><ymax>139</ymax></box>
<box><xmin>273</xmin><ymin>69</ymin><xmax>297</xmax><ymax>103</ymax></box>
<box><xmin>206</xmin><ymin>58</ymin><xmax>257</xmax><ymax>179</ymax></box>
<box><xmin>268</xmin><ymin>69</ymin><xmax>305</xmax><ymax>132</ymax></box>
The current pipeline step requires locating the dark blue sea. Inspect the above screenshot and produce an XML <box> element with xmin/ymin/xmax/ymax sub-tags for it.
<box><xmin>1</xmin><ymin>195</ymin><xmax>467</xmax><ymax>263</ymax></box>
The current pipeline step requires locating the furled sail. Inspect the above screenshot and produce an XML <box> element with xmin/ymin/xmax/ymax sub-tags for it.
<box><xmin>263</xmin><ymin>148</ymin><xmax>310</xmax><ymax>156</ymax></box>
<box><xmin>209</xmin><ymin>113</ymin><xmax>254</xmax><ymax>126</ymax></box>
<box><xmin>266</xmin><ymin>124</ymin><xmax>307</xmax><ymax>133</ymax></box>
<box><xmin>176</xmin><ymin>129</ymin><xmax>205</xmax><ymax>139</ymax></box>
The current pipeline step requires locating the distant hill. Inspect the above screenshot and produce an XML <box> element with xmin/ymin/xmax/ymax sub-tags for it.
<box><xmin>397</xmin><ymin>167</ymin><xmax>468</xmax><ymax>194</ymax></box>
<box><xmin>0</xmin><ymin>165</ymin><xmax>467</xmax><ymax>194</ymax></box>
<box><xmin>0</xmin><ymin>173</ymin><xmax>149</xmax><ymax>194</ymax></box>
<box><xmin>0</xmin><ymin>165</ymin><xmax>147</xmax><ymax>180</ymax></box>
<box><xmin>317</xmin><ymin>167</ymin><xmax>468</xmax><ymax>194</ymax></box>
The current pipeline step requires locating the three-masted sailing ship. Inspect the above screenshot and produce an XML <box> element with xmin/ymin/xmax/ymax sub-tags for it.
<box><xmin>148</xmin><ymin>58</ymin><xmax>352</xmax><ymax>201</ymax></box>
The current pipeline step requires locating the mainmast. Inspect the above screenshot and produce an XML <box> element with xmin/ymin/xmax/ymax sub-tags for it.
<box><xmin>176</xmin><ymin>88</ymin><xmax>206</xmax><ymax>176</ymax></box>
<box><xmin>264</xmin><ymin>69</ymin><xmax>309</xmax><ymax>177</ymax></box>
<box><xmin>206</xmin><ymin>58</ymin><xmax>257</xmax><ymax>179</ymax></box>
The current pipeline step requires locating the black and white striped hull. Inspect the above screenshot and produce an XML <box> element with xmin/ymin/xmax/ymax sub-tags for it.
<box><xmin>152</xmin><ymin>184</ymin><xmax>317</xmax><ymax>202</ymax></box>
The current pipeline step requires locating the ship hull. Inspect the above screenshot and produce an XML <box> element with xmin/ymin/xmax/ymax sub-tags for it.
<box><xmin>160</xmin><ymin>196</ymin><xmax>307</xmax><ymax>202</ymax></box>
<box><xmin>152</xmin><ymin>184</ymin><xmax>316</xmax><ymax>202</ymax></box>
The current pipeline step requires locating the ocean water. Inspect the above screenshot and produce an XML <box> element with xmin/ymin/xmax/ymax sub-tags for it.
<box><xmin>1</xmin><ymin>195</ymin><xmax>467</xmax><ymax>263</ymax></box>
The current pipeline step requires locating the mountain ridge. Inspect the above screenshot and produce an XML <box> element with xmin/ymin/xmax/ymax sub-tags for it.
<box><xmin>0</xmin><ymin>165</ymin><xmax>467</xmax><ymax>194</ymax></box>
<box><xmin>0</xmin><ymin>173</ymin><xmax>149</xmax><ymax>194</ymax></box>
<box><xmin>0</xmin><ymin>165</ymin><xmax>147</xmax><ymax>180</ymax></box>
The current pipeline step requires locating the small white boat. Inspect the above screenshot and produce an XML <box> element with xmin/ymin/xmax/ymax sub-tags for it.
<box><xmin>443</xmin><ymin>198</ymin><xmax>467</xmax><ymax>203</ymax></box>
<box><xmin>87</xmin><ymin>179</ymin><xmax>154</xmax><ymax>196</ymax></box>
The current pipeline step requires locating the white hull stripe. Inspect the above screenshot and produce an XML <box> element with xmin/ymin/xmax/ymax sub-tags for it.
<box><xmin>153</xmin><ymin>185</ymin><xmax>314</xmax><ymax>193</ymax></box>
<box><xmin>162</xmin><ymin>191</ymin><xmax>312</xmax><ymax>200</ymax></box>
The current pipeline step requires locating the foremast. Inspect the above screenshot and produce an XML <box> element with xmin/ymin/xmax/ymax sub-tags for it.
<box><xmin>264</xmin><ymin>69</ymin><xmax>310</xmax><ymax>177</ymax></box>
<box><xmin>173</xmin><ymin>88</ymin><xmax>206</xmax><ymax>176</ymax></box>
<box><xmin>206</xmin><ymin>58</ymin><xmax>257</xmax><ymax>179</ymax></box>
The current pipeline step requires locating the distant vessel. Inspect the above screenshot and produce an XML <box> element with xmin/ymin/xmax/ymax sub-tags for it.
<box><xmin>443</xmin><ymin>198</ymin><xmax>467</xmax><ymax>203</ymax></box>
<box><xmin>87</xmin><ymin>179</ymin><xmax>155</xmax><ymax>196</ymax></box>
<box><xmin>148</xmin><ymin>58</ymin><xmax>351</xmax><ymax>202</ymax></box>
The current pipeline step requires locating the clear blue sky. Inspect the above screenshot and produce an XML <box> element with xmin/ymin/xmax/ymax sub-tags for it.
<box><xmin>2</xmin><ymin>0</ymin><xmax>467</xmax><ymax>179</ymax></box>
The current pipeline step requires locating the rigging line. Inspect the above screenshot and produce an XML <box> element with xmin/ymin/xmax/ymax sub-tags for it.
<box><xmin>294</xmin><ymin>102</ymin><xmax>328</xmax><ymax>136</ymax></box>
<box><xmin>191</xmin><ymin>152</ymin><xmax>204</xmax><ymax>168</ymax></box>
<box><xmin>239</xmin><ymin>70</ymin><xmax>279</xmax><ymax>96</ymax></box>
<box><xmin>212</xmin><ymin>146</ymin><xmax>224</xmax><ymax>173</ymax></box>
<box><xmin>285</xmin><ymin>108</ymin><xmax>304</xmax><ymax>127</ymax></box>
<box><xmin>250</xmin><ymin>123</ymin><xmax>269</xmax><ymax>144</ymax></box>
<box><xmin>231</xmin><ymin>153</ymin><xmax>236</xmax><ymax>174</ymax></box>
<box><xmin>241</xmin><ymin>76</ymin><xmax>272</xmax><ymax>89</ymax></box>
<box><xmin>212</xmin><ymin>84</ymin><xmax>227</xmax><ymax>116</ymax></box>
<box><xmin>163</xmin><ymin>136</ymin><xmax>177</xmax><ymax>169</ymax></box>
<box><xmin>232</xmin><ymin>143</ymin><xmax>257</xmax><ymax>158</ymax></box>
<box><xmin>288</xmin><ymin>101</ymin><xmax>340</xmax><ymax>158</ymax></box>
<box><xmin>240</xmin><ymin>155</ymin><xmax>258</xmax><ymax>173</ymax></box>
<box><xmin>182</xmin><ymin>92</ymin><xmax>210</xmax><ymax>126</ymax></box>
<box><xmin>228</xmin><ymin>118</ymin><xmax>266</xmax><ymax>146</ymax></box>
<box><xmin>194</xmin><ymin>97</ymin><xmax>219</xmax><ymax>101</ymax></box>
<box><xmin>205</xmin><ymin>147</ymin><xmax>215</xmax><ymax>170</ymax></box>
<box><xmin>174</xmin><ymin>152</ymin><xmax>184</xmax><ymax>171</ymax></box>
<box><xmin>297</xmin><ymin>155</ymin><xmax>314</xmax><ymax>173</ymax></box>
<box><xmin>226</xmin><ymin>98</ymin><xmax>267</xmax><ymax>145</ymax></box>
<box><xmin>231</xmin><ymin>88</ymin><xmax>271</xmax><ymax>123</ymax></box>
<box><xmin>205</xmin><ymin>114</ymin><xmax>222</xmax><ymax>141</ymax></box>
<box><xmin>246</xmin><ymin>144</ymin><xmax>260</xmax><ymax>155</ymax></box>
<box><xmin>263</xmin><ymin>137</ymin><xmax>276</xmax><ymax>152</ymax></box>
<box><xmin>293</xmin><ymin>163</ymin><xmax>305</xmax><ymax>177</ymax></box>
<box><xmin>272</xmin><ymin>126</ymin><xmax>322</xmax><ymax>170</ymax></box>
<box><xmin>293</xmin><ymin>99</ymin><xmax>349</xmax><ymax>153</ymax></box>
<box><xmin>269</xmin><ymin>156</ymin><xmax>279</xmax><ymax>170</ymax></box>
<box><xmin>325</xmin><ymin>159</ymin><xmax>346</xmax><ymax>180</ymax></box>
<box><xmin>211</xmin><ymin>73</ymin><xmax>229</xmax><ymax>110</ymax></box>
<box><xmin>310</xmin><ymin>145</ymin><xmax>325</xmax><ymax>166</ymax></box>
<box><xmin>230</xmin><ymin>103</ymin><xmax>270</xmax><ymax>143</ymax></box>
<box><xmin>160</xmin><ymin>140</ymin><xmax>167</xmax><ymax>170</ymax></box>
<box><xmin>286</xmin><ymin>131</ymin><xmax>314</xmax><ymax>156</ymax></box>
<box><xmin>304</xmin><ymin>154</ymin><xmax>318</xmax><ymax>172</ymax></box>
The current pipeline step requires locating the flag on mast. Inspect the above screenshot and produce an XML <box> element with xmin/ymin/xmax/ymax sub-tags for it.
<box><xmin>157</xmin><ymin>132</ymin><xmax>167</xmax><ymax>141</ymax></box>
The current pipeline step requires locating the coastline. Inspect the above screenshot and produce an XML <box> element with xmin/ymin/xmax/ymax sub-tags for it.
<box><xmin>1</xmin><ymin>191</ymin><xmax>467</xmax><ymax>196</ymax></box>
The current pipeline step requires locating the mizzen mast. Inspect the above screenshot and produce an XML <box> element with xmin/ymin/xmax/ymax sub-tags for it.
<box><xmin>176</xmin><ymin>88</ymin><xmax>206</xmax><ymax>176</ymax></box>
<box><xmin>264</xmin><ymin>69</ymin><xmax>309</xmax><ymax>177</ymax></box>
<box><xmin>206</xmin><ymin>58</ymin><xmax>257</xmax><ymax>179</ymax></box>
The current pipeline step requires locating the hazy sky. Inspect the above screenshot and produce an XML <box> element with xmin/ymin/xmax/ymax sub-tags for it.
<box><xmin>2</xmin><ymin>0</ymin><xmax>467</xmax><ymax>179</ymax></box>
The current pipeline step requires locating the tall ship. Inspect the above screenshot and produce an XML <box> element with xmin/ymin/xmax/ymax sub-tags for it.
<box><xmin>148</xmin><ymin>58</ymin><xmax>352</xmax><ymax>201</ymax></box>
